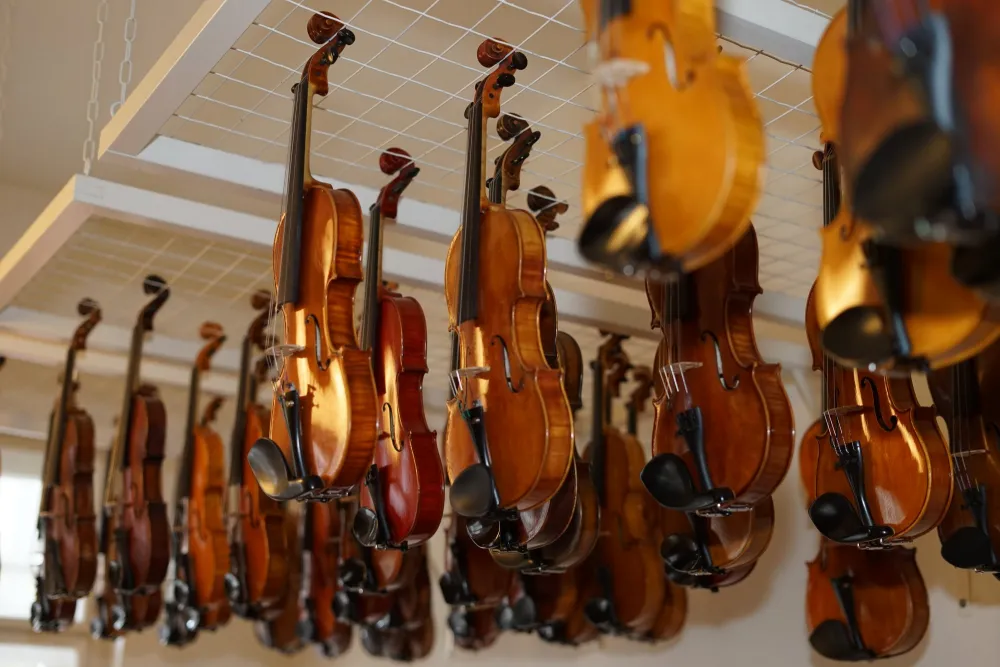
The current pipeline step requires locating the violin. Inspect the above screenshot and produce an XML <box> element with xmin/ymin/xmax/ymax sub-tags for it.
<box><xmin>32</xmin><ymin>298</ymin><xmax>101</xmax><ymax>632</ymax></box>
<box><xmin>836</xmin><ymin>0</ymin><xmax>993</xmax><ymax>248</ymax></box>
<box><xmin>537</xmin><ymin>557</ymin><xmax>599</xmax><ymax>647</ymax></box>
<box><xmin>254</xmin><ymin>507</ymin><xmax>306</xmax><ymax>655</ymax></box>
<box><xmin>225</xmin><ymin>291</ymin><xmax>288</xmax><ymax>620</ymax></box>
<box><xmin>584</xmin><ymin>336</ymin><xmax>664</xmax><ymax>636</ymax></box>
<box><xmin>642</xmin><ymin>225</ymin><xmax>795</xmax><ymax>516</ymax></box>
<box><xmin>806</xmin><ymin>538</ymin><xmax>929</xmax><ymax>661</ymax></box>
<box><xmin>94</xmin><ymin>275</ymin><xmax>171</xmax><ymax>636</ymax></box>
<box><xmin>450</xmin><ymin>607</ymin><xmax>502</xmax><ymax>651</ymax></box>
<box><xmin>249</xmin><ymin>11</ymin><xmax>378</xmax><ymax>502</ymax></box>
<box><xmin>354</xmin><ymin>148</ymin><xmax>445</xmax><ymax>552</ymax></box>
<box><xmin>91</xmin><ymin>449</ymin><xmax>163</xmax><ymax>639</ymax></box>
<box><xmin>359</xmin><ymin>546</ymin><xmax>434</xmax><ymax>662</ymax></box>
<box><xmin>529</xmin><ymin>185</ymin><xmax>570</xmax><ymax>370</ymax></box>
<box><xmin>299</xmin><ymin>501</ymin><xmax>352</xmax><ymax>656</ymax></box>
<box><xmin>438</xmin><ymin>513</ymin><xmax>512</xmax><ymax>611</ymax></box>
<box><xmin>496</xmin><ymin>570</ymin><xmax>578</xmax><ymax>634</ymax></box>
<box><xmin>577</xmin><ymin>0</ymin><xmax>763</xmax><ymax>274</ymax></box>
<box><xmin>812</xmin><ymin>9</ymin><xmax>1000</xmax><ymax>372</ymax></box>
<box><xmin>928</xmin><ymin>341</ymin><xmax>1000</xmax><ymax>575</ymax></box>
<box><xmin>338</xmin><ymin>499</ymin><xmax>420</xmax><ymax>599</ymax></box>
<box><xmin>161</xmin><ymin>323</ymin><xmax>230</xmax><ymax>646</ymax></box>
<box><xmin>444</xmin><ymin>37</ymin><xmax>574</xmax><ymax>523</ymax></box>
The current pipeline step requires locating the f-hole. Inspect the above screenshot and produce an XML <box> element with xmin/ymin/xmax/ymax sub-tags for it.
<box><xmin>701</xmin><ymin>330</ymin><xmax>739</xmax><ymax>391</ymax></box>
<box><xmin>382</xmin><ymin>402</ymin><xmax>400</xmax><ymax>452</ymax></box>
<box><xmin>491</xmin><ymin>336</ymin><xmax>523</xmax><ymax>394</ymax></box>
<box><xmin>306</xmin><ymin>314</ymin><xmax>330</xmax><ymax>371</ymax></box>
<box><xmin>859</xmin><ymin>377</ymin><xmax>898</xmax><ymax>432</ymax></box>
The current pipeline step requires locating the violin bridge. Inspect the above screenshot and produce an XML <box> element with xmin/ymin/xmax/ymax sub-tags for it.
<box><xmin>265</xmin><ymin>343</ymin><xmax>305</xmax><ymax>359</ymax></box>
<box><xmin>593</xmin><ymin>58</ymin><xmax>650</xmax><ymax>89</ymax></box>
<box><xmin>449</xmin><ymin>366</ymin><xmax>490</xmax><ymax>397</ymax></box>
<box><xmin>952</xmin><ymin>449</ymin><xmax>988</xmax><ymax>459</ymax></box>
<box><xmin>659</xmin><ymin>361</ymin><xmax>702</xmax><ymax>399</ymax></box>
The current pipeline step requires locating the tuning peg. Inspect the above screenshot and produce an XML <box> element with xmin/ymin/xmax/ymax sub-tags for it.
<box><xmin>494</xmin><ymin>73</ymin><xmax>516</xmax><ymax>89</ymax></box>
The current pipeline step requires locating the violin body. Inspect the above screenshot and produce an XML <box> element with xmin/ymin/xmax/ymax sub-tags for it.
<box><xmin>807</xmin><ymin>540</ymin><xmax>928</xmax><ymax>661</ymax></box>
<box><xmin>302</xmin><ymin>502</ymin><xmax>351</xmax><ymax>656</ymax></box>
<box><xmin>644</xmin><ymin>226</ymin><xmax>794</xmax><ymax>513</ymax></box>
<box><xmin>578</xmin><ymin>0</ymin><xmax>763</xmax><ymax>272</ymax></box>
<box><xmin>269</xmin><ymin>184</ymin><xmax>378</xmax><ymax>492</ymax></box>
<box><xmin>40</xmin><ymin>398</ymin><xmax>98</xmax><ymax>600</ymax></box>
<box><xmin>254</xmin><ymin>508</ymin><xmax>306</xmax><ymax>655</ymax></box>
<box><xmin>439</xmin><ymin>514</ymin><xmax>513</xmax><ymax>610</ymax></box>
<box><xmin>636</xmin><ymin>579</ymin><xmax>687</xmax><ymax>643</ymax></box>
<box><xmin>929</xmin><ymin>345</ymin><xmax>1000</xmax><ymax>572</ymax></box>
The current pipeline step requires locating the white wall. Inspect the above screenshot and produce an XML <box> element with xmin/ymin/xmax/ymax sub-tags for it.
<box><xmin>2</xmin><ymin>367</ymin><xmax>999</xmax><ymax>667</ymax></box>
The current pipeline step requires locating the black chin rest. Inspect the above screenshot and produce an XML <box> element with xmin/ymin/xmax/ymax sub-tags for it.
<box><xmin>450</xmin><ymin>464</ymin><xmax>495</xmax><ymax>518</ymax></box>
<box><xmin>809</xmin><ymin>493</ymin><xmax>893</xmax><ymax>545</ymax></box>
<box><xmin>661</xmin><ymin>534</ymin><xmax>701</xmax><ymax>573</ymax></box>
<box><xmin>941</xmin><ymin>526</ymin><xmax>995</xmax><ymax>570</ymax></box>
<box><xmin>332</xmin><ymin>590</ymin><xmax>358</xmax><ymax>623</ymax></box>
<box><xmin>641</xmin><ymin>454</ymin><xmax>734</xmax><ymax>512</ymax></box>
<box><xmin>511</xmin><ymin>596</ymin><xmax>537</xmax><ymax>630</ymax></box>
<box><xmin>360</xmin><ymin>625</ymin><xmax>384</xmax><ymax>656</ymax></box>
<box><xmin>467</xmin><ymin>517</ymin><xmax>501</xmax><ymax>549</ymax></box>
<box><xmin>820</xmin><ymin>308</ymin><xmax>897</xmax><ymax>370</ymax></box>
<box><xmin>338</xmin><ymin>558</ymin><xmax>367</xmax><ymax>589</ymax></box>
<box><xmin>809</xmin><ymin>620</ymin><xmax>877</xmax><ymax>662</ymax></box>
<box><xmin>537</xmin><ymin>621</ymin><xmax>564</xmax><ymax>643</ymax></box>
<box><xmin>353</xmin><ymin>508</ymin><xmax>380</xmax><ymax>548</ymax></box>
<box><xmin>583</xmin><ymin>597</ymin><xmax>612</xmax><ymax>628</ymax></box>
<box><xmin>447</xmin><ymin>609</ymin><xmax>471</xmax><ymax>638</ymax></box>
<box><xmin>438</xmin><ymin>572</ymin><xmax>471</xmax><ymax>606</ymax></box>
<box><xmin>578</xmin><ymin>195</ymin><xmax>655</xmax><ymax>272</ymax></box>
<box><xmin>247</xmin><ymin>438</ymin><xmax>322</xmax><ymax>501</ymax></box>
<box><xmin>491</xmin><ymin>549</ymin><xmax>527</xmax><ymax>569</ymax></box>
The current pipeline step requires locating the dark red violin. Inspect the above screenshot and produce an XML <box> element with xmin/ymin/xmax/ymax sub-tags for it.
<box><xmin>354</xmin><ymin>148</ymin><xmax>445</xmax><ymax>553</ymax></box>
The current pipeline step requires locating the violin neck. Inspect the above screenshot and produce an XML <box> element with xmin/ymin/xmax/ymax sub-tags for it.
<box><xmin>276</xmin><ymin>74</ymin><xmax>313</xmax><ymax>309</ymax></box>
<box><xmin>228</xmin><ymin>334</ymin><xmax>253</xmax><ymax>487</ymax></box>
<box><xmin>590</xmin><ymin>358</ymin><xmax>606</xmax><ymax>505</ymax></box>
<box><xmin>360</xmin><ymin>203</ymin><xmax>385</xmax><ymax>354</ymax></box>
<box><xmin>42</xmin><ymin>345</ymin><xmax>79</xmax><ymax>496</ymax></box>
<box><xmin>823</xmin><ymin>143</ymin><xmax>840</xmax><ymax>226</ymax></box>
<box><xmin>599</xmin><ymin>0</ymin><xmax>631</xmax><ymax>30</ymax></box>
<box><xmin>457</xmin><ymin>99</ymin><xmax>486</xmax><ymax>325</ymax></box>
<box><xmin>176</xmin><ymin>365</ymin><xmax>202</xmax><ymax>503</ymax></box>
<box><xmin>627</xmin><ymin>403</ymin><xmax>637</xmax><ymax>437</ymax></box>
<box><xmin>105</xmin><ymin>320</ymin><xmax>146</xmax><ymax>507</ymax></box>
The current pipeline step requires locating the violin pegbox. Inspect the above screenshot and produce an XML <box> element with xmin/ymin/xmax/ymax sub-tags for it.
<box><xmin>196</xmin><ymin>322</ymin><xmax>227</xmax><ymax>371</ymax></box>
<box><xmin>476</xmin><ymin>37</ymin><xmax>528</xmax><ymax>118</ymax></box>
<box><xmin>528</xmin><ymin>185</ymin><xmax>569</xmax><ymax>233</ymax></box>
<box><xmin>495</xmin><ymin>114</ymin><xmax>540</xmax><ymax>195</ymax></box>
<box><xmin>72</xmin><ymin>297</ymin><xmax>102</xmax><ymax>350</ymax></box>
<box><xmin>376</xmin><ymin>148</ymin><xmax>419</xmax><ymax>220</ymax></box>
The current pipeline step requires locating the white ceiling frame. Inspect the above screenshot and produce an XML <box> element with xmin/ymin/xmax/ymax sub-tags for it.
<box><xmin>97</xmin><ymin>0</ymin><xmax>271</xmax><ymax>159</ymax></box>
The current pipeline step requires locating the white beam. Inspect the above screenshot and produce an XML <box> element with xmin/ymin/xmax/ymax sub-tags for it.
<box><xmin>97</xmin><ymin>0</ymin><xmax>269</xmax><ymax>158</ymax></box>
<box><xmin>716</xmin><ymin>0</ymin><xmax>829</xmax><ymax>66</ymax></box>
<box><xmin>0</xmin><ymin>177</ymin><xmax>92</xmax><ymax>310</ymax></box>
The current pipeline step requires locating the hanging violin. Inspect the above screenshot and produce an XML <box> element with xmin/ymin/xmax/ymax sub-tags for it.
<box><xmin>253</xmin><ymin>506</ymin><xmax>306</xmax><ymax>655</ymax></box>
<box><xmin>31</xmin><ymin>298</ymin><xmax>101</xmax><ymax>633</ymax></box>
<box><xmin>583</xmin><ymin>337</ymin><xmax>664</xmax><ymax>637</ymax></box>
<box><xmin>353</xmin><ymin>148</ymin><xmax>445</xmax><ymax>552</ymax></box>
<box><xmin>299</xmin><ymin>501</ymin><xmax>352</xmax><ymax>656</ymax></box>
<box><xmin>928</xmin><ymin>341</ymin><xmax>1000</xmax><ymax>575</ymax></box>
<box><xmin>358</xmin><ymin>546</ymin><xmax>434</xmax><ymax>662</ymax></box>
<box><xmin>225</xmin><ymin>291</ymin><xmax>288</xmax><ymax>620</ymax></box>
<box><xmin>161</xmin><ymin>323</ymin><xmax>230</xmax><ymax>646</ymax></box>
<box><xmin>249</xmin><ymin>11</ymin><xmax>378</xmax><ymax>502</ymax></box>
<box><xmin>93</xmin><ymin>275</ymin><xmax>170</xmax><ymax>636</ymax></box>
<box><xmin>641</xmin><ymin>225</ymin><xmax>795</xmax><ymax>516</ymax></box>
<box><xmin>537</xmin><ymin>554</ymin><xmax>599</xmax><ymax>647</ymax></box>
<box><xmin>806</xmin><ymin>538</ymin><xmax>929</xmax><ymax>661</ymax></box>
<box><xmin>577</xmin><ymin>0</ymin><xmax>763</xmax><ymax>274</ymax></box>
<box><xmin>443</xmin><ymin>37</ymin><xmax>574</xmax><ymax>524</ymax></box>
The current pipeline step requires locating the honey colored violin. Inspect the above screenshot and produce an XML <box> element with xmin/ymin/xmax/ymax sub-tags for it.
<box><xmin>162</xmin><ymin>323</ymin><xmax>231</xmax><ymax>646</ymax></box>
<box><xmin>225</xmin><ymin>292</ymin><xmax>288</xmax><ymax>620</ymax></box>
<box><xmin>354</xmin><ymin>148</ymin><xmax>445</xmax><ymax>553</ymax></box>
<box><xmin>807</xmin><ymin>539</ymin><xmax>928</xmax><ymax>661</ymax></box>
<box><xmin>929</xmin><ymin>341</ymin><xmax>1000</xmax><ymax>576</ymax></box>
<box><xmin>641</xmin><ymin>225</ymin><xmax>794</xmax><ymax>515</ymax></box>
<box><xmin>93</xmin><ymin>275</ymin><xmax>170</xmax><ymax>637</ymax></box>
<box><xmin>249</xmin><ymin>11</ymin><xmax>378</xmax><ymax>502</ymax></box>
<box><xmin>577</xmin><ymin>0</ymin><xmax>763</xmax><ymax>274</ymax></box>
<box><xmin>444</xmin><ymin>37</ymin><xmax>573</xmax><ymax>521</ymax></box>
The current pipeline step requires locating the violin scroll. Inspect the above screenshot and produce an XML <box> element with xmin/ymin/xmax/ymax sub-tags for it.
<box><xmin>496</xmin><ymin>113</ymin><xmax>528</xmax><ymax>141</ymax></box>
<box><xmin>201</xmin><ymin>396</ymin><xmax>224</xmax><ymax>427</ymax></box>
<box><xmin>140</xmin><ymin>275</ymin><xmax>170</xmax><ymax>331</ymax></box>
<box><xmin>196</xmin><ymin>322</ymin><xmax>227</xmax><ymax>371</ymax></box>
<box><xmin>72</xmin><ymin>298</ymin><xmax>102</xmax><ymax>350</ymax></box>
<box><xmin>375</xmin><ymin>149</ymin><xmax>420</xmax><ymax>220</ymax></box>
<box><xmin>477</xmin><ymin>38</ymin><xmax>527</xmax><ymax>117</ymax></box>
<box><xmin>629</xmin><ymin>366</ymin><xmax>653</xmax><ymax>413</ymax></box>
<box><xmin>528</xmin><ymin>186</ymin><xmax>568</xmax><ymax>233</ymax></box>
<box><xmin>307</xmin><ymin>11</ymin><xmax>342</xmax><ymax>45</ymax></box>
<box><xmin>477</xmin><ymin>38</ymin><xmax>514</xmax><ymax>68</ymax></box>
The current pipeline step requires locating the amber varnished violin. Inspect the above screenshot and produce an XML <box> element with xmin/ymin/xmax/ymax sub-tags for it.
<box><xmin>161</xmin><ymin>323</ymin><xmax>230</xmax><ymax>646</ymax></box>
<box><xmin>225</xmin><ymin>292</ymin><xmax>288</xmax><ymax>620</ymax></box>
<box><xmin>929</xmin><ymin>341</ymin><xmax>1000</xmax><ymax>575</ymax></box>
<box><xmin>358</xmin><ymin>546</ymin><xmax>434</xmax><ymax>661</ymax></box>
<box><xmin>249</xmin><ymin>11</ymin><xmax>378</xmax><ymax>502</ymax></box>
<box><xmin>807</xmin><ymin>538</ymin><xmax>929</xmax><ymax>661</ymax></box>
<box><xmin>577</xmin><ymin>0</ymin><xmax>763</xmax><ymax>274</ymax></box>
<box><xmin>32</xmin><ymin>298</ymin><xmax>101</xmax><ymax>633</ymax></box>
<box><xmin>299</xmin><ymin>501</ymin><xmax>352</xmax><ymax>656</ymax></box>
<box><xmin>438</xmin><ymin>513</ymin><xmax>512</xmax><ymax>612</ymax></box>
<box><xmin>354</xmin><ymin>148</ymin><xmax>445</xmax><ymax>553</ymax></box>
<box><xmin>444</xmin><ymin>37</ymin><xmax>573</xmax><ymax>524</ymax></box>
<box><xmin>92</xmin><ymin>275</ymin><xmax>170</xmax><ymax>637</ymax></box>
<box><xmin>338</xmin><ymin>499</ymin><xmax>420</xmax><ymax>602</ymax></box>
<box><xmin>254</xmin><ymin>506</ymin><xmax>306</xmax><ymax>655</ymax></box>
<box><xmin>642</xmin><ymin>225</ymin><xmax>794</xmax><ymax>515</ymax></box>
<box><xmin>584</xmin><ymin>336</ymin><xmax>664</xmax><ymax>636</ymax></box>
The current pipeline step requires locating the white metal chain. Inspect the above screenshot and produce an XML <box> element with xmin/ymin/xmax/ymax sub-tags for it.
<box><xmin>110</xmin><ymin>0</ymin><xmax>137</xmax><ymax>117</ymax></box>
<box><xmin>83</xmin><ymin>0</ymin><xmax>110</xmax><ymax>176</ymax></box>
<box><xmin>0</xmin><ymin>0</ymin><xmax>13</xmax><ymax>152</ymax></box>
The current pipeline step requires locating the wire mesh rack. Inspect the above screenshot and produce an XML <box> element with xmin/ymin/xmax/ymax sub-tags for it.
<box><xmin>153</xmin><ymin>0</ymin><xmax>830</xmax><ymax>300</ymax></box>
